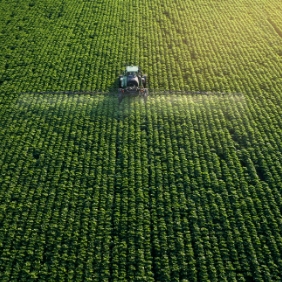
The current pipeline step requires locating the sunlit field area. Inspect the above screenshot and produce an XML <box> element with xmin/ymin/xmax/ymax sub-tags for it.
<box><xmin>1</xmin><ymin>0</ymin><xmax>282</xmax><ymax>281</ymax></box>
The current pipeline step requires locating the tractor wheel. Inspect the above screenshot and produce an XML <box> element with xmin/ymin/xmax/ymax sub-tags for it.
<box><xmin>143</xmin><ymin>75</ymin><xmax>147</xmax><ymax>88</ymax></box>
<box><xmin>119</xmin><ymin>75</ymin><xmax>123</xmax><ymax>88</ymax></box>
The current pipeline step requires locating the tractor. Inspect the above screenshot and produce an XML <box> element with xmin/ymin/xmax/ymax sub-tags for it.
<box><xmin>118</xmin><ymin>66</ymin><xmax>148</xmax><ymax>103</ymax></box>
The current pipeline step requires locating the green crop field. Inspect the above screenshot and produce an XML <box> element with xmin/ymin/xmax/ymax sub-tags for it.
<box><xmin>1</xmin><ymin>0</ymin><xmax>282</xmax><ymax>281</ymax></box>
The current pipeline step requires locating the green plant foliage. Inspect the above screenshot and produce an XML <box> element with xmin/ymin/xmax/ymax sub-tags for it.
<box><xmin>1</xmin><ymin>0</ymin><xmax>282</xmax><ymax>281</ymax></box>
<box><xmin>0</xmin><ymin>93</ymin><xmax>282</xmax><ymax>281</ymax></box>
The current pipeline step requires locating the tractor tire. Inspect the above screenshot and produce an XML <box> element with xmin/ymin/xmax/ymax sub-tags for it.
<box><xmin>143</xmin><ymin>75</ymin><xmax>147</xmax><ymax>88</ymax></box>
<box><xmin>119</xmin><ymin>75</ymin><xmax>123</xmax><ymax>88</ymax></box>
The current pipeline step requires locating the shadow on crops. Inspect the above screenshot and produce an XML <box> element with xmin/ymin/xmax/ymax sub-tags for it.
<box><xmin>16</xmin><ymin>88</ymin><xmax>244</xmax><ymax>122</ymax></box>
<box><xmin>15</xmin><ymin>87</ymin><xmax>147</xmax><ymax>122</ymax></box>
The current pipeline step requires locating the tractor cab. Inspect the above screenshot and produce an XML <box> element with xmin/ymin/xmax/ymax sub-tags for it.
<box><xmin>128</xmin><ymin>72</ymin><xmax>136</xmax><ymax>77</ymax></box>
<box><xmin>125</xmin><ymin>66</ymin><xmax>138</xmax><ymax>78</ymax></box>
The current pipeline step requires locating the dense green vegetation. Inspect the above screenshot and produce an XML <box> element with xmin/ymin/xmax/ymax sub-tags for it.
<box><xmin>1</xmin><ymin>0</ymin><xmax>282</xmax><ymax>281</ymax></box>
<box><xmin>1</xmin><ymin>0</ymin><xmax>282</xmax><ymax>93</ymax></box>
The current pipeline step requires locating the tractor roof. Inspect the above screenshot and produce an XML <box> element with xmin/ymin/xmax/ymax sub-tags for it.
<box><xmin>126</xmin><ymin>66</ymin><xmax>138</xmax><ymax>72</ymax></box>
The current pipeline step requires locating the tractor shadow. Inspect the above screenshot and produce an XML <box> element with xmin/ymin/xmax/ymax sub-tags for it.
<box><xmin>90</xmin><ymin>91</ymin><xmax>149</xmax><ymax>122</ymax></box>
<box><xmin>87</xmin><ymin>85</ymin><xmax>149</xmax><ymax>122</ymax></box>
